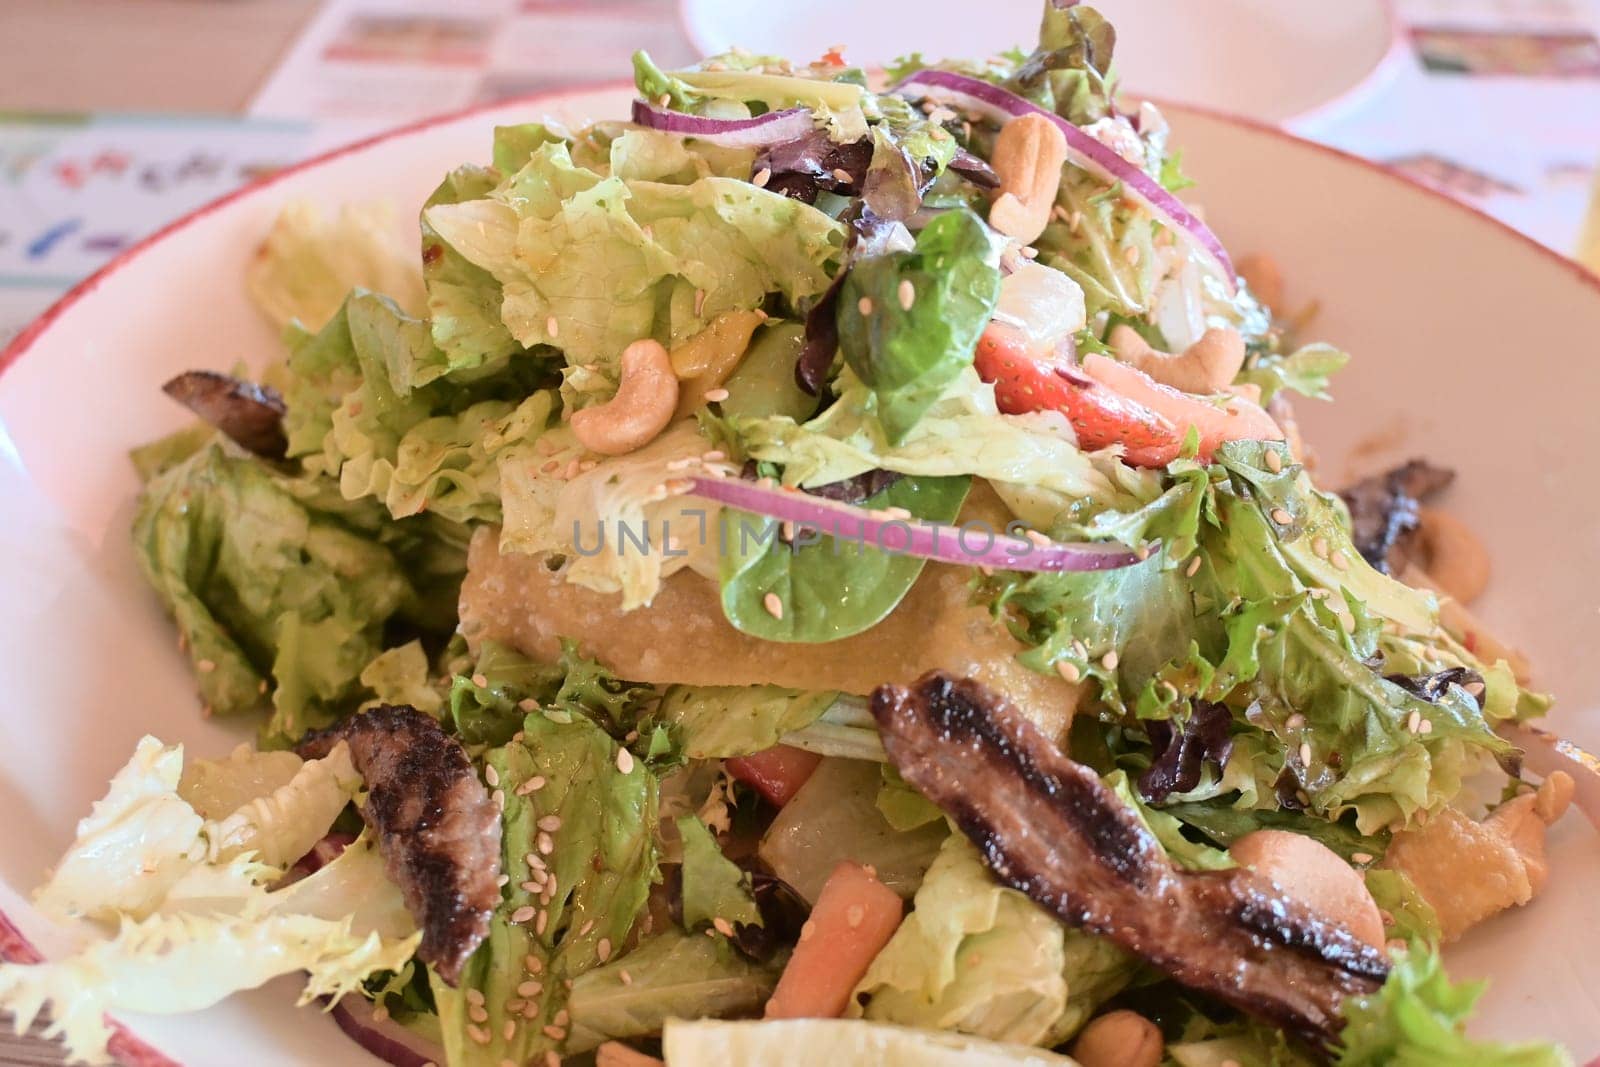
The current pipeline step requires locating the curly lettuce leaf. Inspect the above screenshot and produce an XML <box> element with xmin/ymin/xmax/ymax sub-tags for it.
<box><xmin>7</xmin><ymin>739</ymin><xmax>417</xmax><ymax>1064</ymax></box>
<box><xmin>1335</xmin><ymin>947</ymin><xmax>1569</xmax><ymax>1066</ymax></box>
<box><xmin>654</xmin><ymin>685</ymin><xmax>836</xmax><ymax>759</ymax></box>
<box><xmin>422</xmin><ymin>140</ymin><xmax>844</xmax><ymax>409</ymax></box>
<box><xmin>837</xmin><ymin>207</ymin><xmax>1003</xmax><ymax>442</ymax></box>
<box><xmin>730</xmin><ymin>365</ymin><xmax>1130</xmax><ymax>504</ymax></box>
<box><xmin>851</xmin><ymin>835</ymin><xmax>1134</xmax><ymax>1047</ymax></box>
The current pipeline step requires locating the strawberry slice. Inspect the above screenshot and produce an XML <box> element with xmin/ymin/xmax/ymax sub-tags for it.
<box><xmin>1080</xmin><ymin>353</ymin><xmax>1284</xmax><ymax>461</ymax></box>
<box><xmin>974</xmin><ymin>324</ymin><xmax>1184</xmax><ymax>467</ymax></box>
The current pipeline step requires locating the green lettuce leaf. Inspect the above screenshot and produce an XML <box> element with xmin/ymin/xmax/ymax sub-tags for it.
<box><xmin>717</xmin><ymin>473</ymin><xmax>970</xmax><ymax>642</ymax></box>
<box><xmin>851</xmin><ymin>835</ymin><xmax>1134</xmax><ymax>1046</ymax></box>
<box><xmin>654</xmin><ymin>686</ymin><xmax>837</xmax><ymax>759</ymax></box>
<box><xmin>246</xmin><ymin>200</ymin><xmax>425</xmax><ymax>332</ymax></box>
<box><xmin>430</xmin><ymin>707</ymin><xmax>660</xmax><ymax>1066</ymax></box>
<box><xmin>676</xmin><ymin>815</ymin><xmax>762</xmax><ymax>930</ymax></box>
<box><xmin>421</xmin><ymin>140</ymin><xmax>844</xmax><ymax>409</ymax></box>
<box><xmin>1335</xmin><ymin>947</ymin><xmax>1570</xmax><ymax>1066</ymax></box>
<box><xmin>1239</xmin><ymin>342</ymin><xmax>1350</xmax><ymax>404</ymax></box>
<box><xmin>837</xmin><ymin>208</ymin><xmax>1002</xmax><ymax>442</ymax></box>
<box><xmin>565</xmin><ymin>929</ymin><xmax>780</xmax><ymax>1053</ymax></box>
<box><xmin>131</xmin><ymin>439</ymin><xmax>413</xmax><ymax>740</ymax></box>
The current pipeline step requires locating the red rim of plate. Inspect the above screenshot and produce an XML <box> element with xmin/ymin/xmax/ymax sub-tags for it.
<box><xmin>2</xmin><ymin>77</ymin><xmax>1599</xmax><ymax>1067</ymax></box>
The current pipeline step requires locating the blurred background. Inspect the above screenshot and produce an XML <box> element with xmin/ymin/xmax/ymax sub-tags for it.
<box><xmin>1</xmin><ymin>0</ymin><xmax>1598</xmax><ymax>346</ymax></box>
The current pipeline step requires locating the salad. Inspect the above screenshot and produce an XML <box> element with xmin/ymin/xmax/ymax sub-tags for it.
<box><xmin>2</xmin><ymin>5</ymin><xmax>1591</xmax><ymax>1065</ymax></box>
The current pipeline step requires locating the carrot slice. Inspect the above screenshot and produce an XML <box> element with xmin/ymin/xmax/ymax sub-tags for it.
<box><xmin>726</xmin><ymin>745</ymin><xmax>823</xmax><ymax>808</ymax></box>
<box><xmin>764</xmin><ymin>861</ymin><xmax>904</xmax><ymax>1019</ymax></box>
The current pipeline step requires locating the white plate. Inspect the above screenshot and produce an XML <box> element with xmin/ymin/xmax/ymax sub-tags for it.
<box><xmin>676</xmin><ymin>0</ymin><xmax>1401</xmax><ymax>126</ymax></box>
<box><xmin>2</xmin><ymin>87</ymin><xmax>1598</xmax><ymax>1064</ymax></box>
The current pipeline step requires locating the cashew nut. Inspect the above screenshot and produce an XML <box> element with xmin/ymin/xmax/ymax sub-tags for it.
<box><xmin>988</xmin><ymin>113</ymin><xmax>1068</xmax><ymax>245</ymax></box>
<box><xmin>1229</xmin><ymin>829</ymin><xmax>1385</xmax><ymax>948</ymax></box>
<box><xmin>1238</xmin><ymin>252</ymin><xmax>1285</xmax><ymax>309</ymax></box>
<box><xmin>1070</xmin><ymin>1010</ymin><xmax>1164</xmax><ymax>1067</ymax></box>
<box><xmin>1109</xmin><ymin>324</ymin><xmax>1246</xmax><ymax>395</ymax></box>
<box><xmin>1411</xmin><ymin>507</ymin><xmax>1490</xmax><ymax>605</ymax></box>
<box><xmin>570</xmin><ymin>339</ymin><xmax>679</xmax><ymax>456</ymax></box>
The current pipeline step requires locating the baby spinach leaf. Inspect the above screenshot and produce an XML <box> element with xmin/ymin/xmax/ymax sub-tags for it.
<box><xmin>837</xmin><ymin>208</ymin><xmax>1001</xmax><ymax>443</ymax></box>
<box><xmin>717</xmin><ymin>474</ymin><xmax>970</xmax><ymax>643</ymax></box>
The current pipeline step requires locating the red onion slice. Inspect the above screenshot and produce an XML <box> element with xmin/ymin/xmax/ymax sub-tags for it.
<box><xmin>687</xmin><ymin>474</ymin><xmax>1141</xmax><ymax>573</ymax></box>
<box><xmin>1501</xmin><ymin>722</ymin><xmax>1600</xmax><ymax>832</ymax></box>
<box><xmin>330</xmin><ymin>996</ymin><xmax>445</xmax><ymax>1067</ymax></box>
<box><xmin>631</xmin><ymin>99</ymin><xmax>815</xmax><ymax>147</ymax></box>
<box><xmin>893</xmin><ymin>69</ymin><xmax>1237</xmax><ymax>293</ymax></box>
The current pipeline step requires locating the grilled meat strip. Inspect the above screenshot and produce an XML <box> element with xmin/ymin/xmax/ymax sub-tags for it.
<box><xmin>872</xmin><ymin>673</ymin><xmax>1388</xmax><ymax>1049</ymax></box>
<box><xmin>299</xmin><ymin>705</ymin><xmax>501</xmax><ymax>985</ymax></box>
<box><xmin>1339</xmin><ymin>459</ymin><xmax>1454</xmax><ymax>573</ymax></box>
<box><xmin>162</xmin><ymin>370</ymin><xmax>288</xmax><ymax>458</ymax></box>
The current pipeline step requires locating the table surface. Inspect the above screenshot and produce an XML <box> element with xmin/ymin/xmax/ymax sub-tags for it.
<box><xmin>0</xmin><ymin>0</ymin><xmax>319</xmax><ymax>115</ymax></box>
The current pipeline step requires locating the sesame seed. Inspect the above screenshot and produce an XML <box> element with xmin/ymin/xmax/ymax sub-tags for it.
<box><xmin>703</xmin><ymin>387</ymin><xmax>730</xmax><ymax>402</ymax></box>
<box><xmin>1055</xmin><ymin>660</ymin><xmax>1082</xmax><ymax>683</ymax></box>
<box><xmin>1270</xmin><ymin>508</ymin><xmax>1293</xmax><ymax>526</ymax></box>
<box><xmin>799</xmin><ymin>919</ymin><xmax>816</xmax><ymax>942</ymax></box>
<box><xmin>1351</xmin><ymin>852</ymin><xmax>1373</xmax><ymax>864</ymax></box>
<box><xmin>1407</xmin><ymin>710</ymin><xmax>1421</xmax><ymax>733</ymax></box>
<box><xmin>1020</xmin><ymin>245</ymin><xmax>1039</xmax><ymax>258</ymax></box>
<box><xmin>1287</xmin><ymin>712</ymin><xmax>1306</xmax><ymax>730</ymax></box>
<box><xmin>845</xmin><ymin>905</ymin><xmax>864</xmax><ymax>929</ymax></box>
<box><xmin>259</xmin><ymin>679</ymin><xmax>269</xmax><ymax>694</ymax></box>
<box><xmin>1299</xmin><ymin>742</ymin><xmax>1313</xmax><ymax>766</ymax></box>
<box><xmin>1311</xmin><ymin>536</ymin><xmax>1329</xmax><ymax>559</ymax></box>
<box><xmin>518</xmin><ymin>980</ymin><xmax>541</xmax><ymax>997</ymax></box>
<box><xmin>197</xmin><ymin>659</ymin><xmax>216</xmax><ymax>673</ymax></box>
<box><xmin>538</xmin><ymin>814</ymin><xmax>563</xmax><ymax>832</ymax></box>
<box><xmin>1101</xmin><ymin>651</ymin><xmax>1120</xmax><ymax>670</ymax></box>
<box><xmin>1265</xmin><ymin>449</ymin><xmax>1283</xmax><ymax>473</ymax></box>
<box><xmin>546</xmin><ymin>316</ymin><xmax>559</xmax><ymax>338</ymax></box>
<box><xmin>616</xmin><ymin>747</ymin><xmax>635</xmax><ymax>774</ymax></box>
<box><xmin>537</xmin><ymin>831</ymin><xmax>555</xmax><ymax>855</ymax></box>
<box><xmin>1025</xmin><ymin>529</ymin><xmax>1052</xmax><ymax>548</ymax></box>
<box><xmin>515</xmin><ymin>779</ymin><xmax>539</xmax><ymax>796</ymax></box>
<box><xmin>619</xmin><ymin>968</ymin><xmax>633</xmax><ymax>985</ymax></box>
<box><xmin>554</xmin><ymin>1009</ymin><xmax>569</xmax><ymax>1027</ymax></box>
<box><xmin>485</xmin><ymin>764</ymin><xmax>499</xmax><ymax>787</ymax></box>
<box><xmin>543</xmin><ymin>1025</ymin><xmax>567</xmax><ymax>1041</ymax></box>
<box><xmin>1330</xmin><ymin>549</ymin><xmax>1350</xmax><ymax>571</ymax></box>
<box><xmin>521</xmin><ymin>880</ymin><xmax>539</xmax><ymax>892</ymax></box>
<box><xmin>753</xmin><ymin>167</ymin><xmax>772</xmax><ymax>187</ymax></box>
<box><xmin>857</xmin><ymin>296</ymin><xmax>874</xmax><ymax>316</ymax></box>
<box><xmin>763</xmin><ymin>591</ymin><xmax>784</xmax><ymax>619</ymax></box>
<box><xmin>1124</xmin><ymin>245</ymin><xmax>1141</xmax><ymax>266</ymax></box>
<box><xmin>502</xmin><ymin>1021</ymin><xmax>517</xmax><ymax>1042</ymax></box>
<box><xmin>702</xmin><ymin>449</ymin><xmax>726</xmax><ymax>462</ymax></box>
<box><xmin>713</xmin><ymin>917</ymin><xmax>735</xmax><ymax>937</ymax></box>
<box><xmin>466</xmin><ymin>989</ymin><xmax>486</xmax><ymax>1006</ymax></box>
<box><xmin>597</xmin><ymin>937</ymin><xmax>612</xmax><ymax>961</ymax></box>
<box><xmin>1069</xmin><ymin>210</ymin><xmax>1083</xmax><ymax>232</ymax></box>
<box><xmin>898</xmin><ymin>279</ymin><xmax>916</xmax><ymax>310</ymax></box>
<box><xmin>1185</xmin><ymin>555</ymin><xmax>1203</xmax><ymax>577</ymax></box>
<box><xmin>494</xmin><ymin>788</ymin><xmax>507</xmax><ymax>808</ymax></box>
<box><xmin>832</xmin><ymin>167</ymin><xmax>853</xmax><ymax>184</ymax></box>
<box><xmin>497</xmin><ymin>873</ymin><xmax>510</xmax><ymax>887</ymax></box>
<box><xmin>467</xmin><ymin>1023</ymin><xmax>490</xmax><ymax>1045</ymax></box>
<box><xmin>528</xmin><ymin>776</ymin><xmax>547</xmax><ymax>792</ymax></box>
<box><xmin>511</xmin><ymin>906</ymin><xmax>537</xmax><ymax>924</ymax></box>
<box><xmin>693</xmin><ymin>288</ymin><xmax>707</xmax><ymax>317</ymax></box>
<box><xmin>525</xmin><ymin>954</ymin><xmax>543</xmax><ymax>973</ymax></box>
<box><xmin>536</xmin><ymin>909</ymin><xmax>549</xmax><ymax>934</ymax></box>
<box><xmin>546</xmin><ymin>1053</ymin><xmax>561</xmax><ymax>1067</ymax></box>
<box><xmin>658</xmin><ymin>93</ymin><xmax>671</xmax><ymax>106</ymax></box>
<box><xmin>1465</xmin><ymin>680</ymin><xmax>1486</xmax><ymax>696</ymax></box>
<box><xmin>578</xmin><ymin>919</ymin><xmax>595</xmax><ymax>937</ymax></box>
<box><xmin>1420</xmin><ymin>718</ymin><xmax>1433</xmax><ymax>735</ymax></box>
